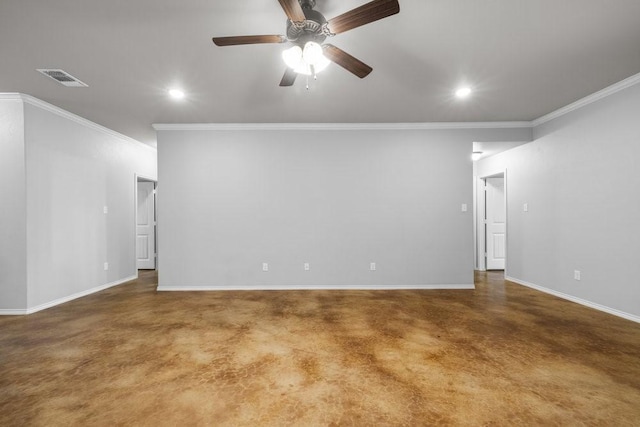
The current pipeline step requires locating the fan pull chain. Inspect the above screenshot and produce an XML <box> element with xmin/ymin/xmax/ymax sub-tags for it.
<box><xmin>306</xmin><ymin>75</ymin><xmax>309</xmax><ymax>90</ymax></box>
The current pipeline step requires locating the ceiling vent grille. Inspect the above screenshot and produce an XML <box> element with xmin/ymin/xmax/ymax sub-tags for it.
<box><xmin>37</xmin><ymin>69</ymin><xmax>88</xmax><ymax>87</ymax></box>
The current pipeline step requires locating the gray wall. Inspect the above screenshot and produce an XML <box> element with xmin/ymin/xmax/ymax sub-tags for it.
<box><xmin>0</xmin><ymin>98</ymin><xmax>27</xmax><ymax>310</ymax></box>
<box><xmin>478</xmin><ymin>82</ymin><xmax>640</xmax><ymax>319</ymax></box>
<box><xmin>23</xmin><ymin>101</ymin><xmax>157</xmax><ymax>309</ymax></box>
<box><xmin>0</xmin><ymin>95</ymin><xmax>157</xmax><ymax>313</ymax></box>
<box><xmin>157</xmin><ymin>126</ymin><xmax>530</xmax><ymax>289</ymax></box>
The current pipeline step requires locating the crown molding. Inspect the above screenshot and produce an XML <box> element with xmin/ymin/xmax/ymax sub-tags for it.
<box><xmin>0</xmin><ymin>93</ymin><xmax>24</xmax><ymax>101</ymax></box>
<box><xmin>152</xmin><ymin>121</ymin><xmax>532</xmax><ymax>132</ymax></box>
<box><xmin>532</xmin><ymin>72</ymin><xmax>640</xmax><ymax>127</ymax></box>
<box><xmin>0</xmin><ymin>93</ymin><xmax>155</xmax><ymax>151</ymax></box>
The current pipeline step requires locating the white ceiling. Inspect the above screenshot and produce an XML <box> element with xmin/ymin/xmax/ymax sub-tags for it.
<box><xmin>1</xmin><ymin>0</ymin><xmax>640</xmax><ymax>146</ymax></box>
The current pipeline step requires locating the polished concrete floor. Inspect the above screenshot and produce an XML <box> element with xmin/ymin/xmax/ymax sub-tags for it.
<box><xmin>1</xmin><ymin>271</ymin><xmax>640</xmax><ymax>426</ymax></box>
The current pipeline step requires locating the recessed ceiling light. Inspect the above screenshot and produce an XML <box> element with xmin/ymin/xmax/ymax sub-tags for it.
<box><xmin>168</xmin><ymin>89</ymin><xmax>185</xmax><ymax>100</ymax></box>
<box><xmin>456</xmin><ymin>87</ymin><xmax>472</xmax><ymax>98</ymax></box>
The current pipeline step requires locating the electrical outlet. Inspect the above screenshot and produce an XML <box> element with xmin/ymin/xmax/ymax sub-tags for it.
<box><xmin>104</xmin><ymin>262</ymin><xmax>109</xmax><ymax>271</ymax></box>
<box><xmin>103</xmin><ymin>206</ymin><xmax>108</xmax><ymax>214</ymax></box>
<box><xmin>574</xmin><ymin>270</ymin><xmax>581</xmax><ymax>280</ymax></box>
<box><xmin>461</xmin><ymin>203</ymin><xmax>468</xmax><ymax>212</ymax></box>
<box><xmin>523</xmin><ymin>203</ymin><xmax>528</xmax><ymax>212</ymax></box>
<box><xmin>370</xmin><ymin>262</ymin><xmax>376</xmax><ymax>271</ymax></box>
<box><xmin>262</xmin><ymin>262</ymin><xmax>269</xmax><ymax>272</ymax></box>
<box><xmin>304</xmin><ymin>263</ymin><xmax>310</xmax><ymax>271</ymax></box>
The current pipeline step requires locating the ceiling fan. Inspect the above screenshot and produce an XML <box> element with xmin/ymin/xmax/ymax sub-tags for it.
<box><xmin>212</xmin><ymin>0</ymin><xmax>400</xmax><ymax>87</ymax></box>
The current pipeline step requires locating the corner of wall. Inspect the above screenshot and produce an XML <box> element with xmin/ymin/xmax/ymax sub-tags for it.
<box><xmin>0</xmin><ymin>95</ymin><xmax>28</xmax><ymax>312</ymax></box>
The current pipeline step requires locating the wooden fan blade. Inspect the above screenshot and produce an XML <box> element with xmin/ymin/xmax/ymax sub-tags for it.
<box><xmin>280</xmin><ymin>68</ymin><xmax>298</xmax><ymax>86</ymax></box>
<box><xmin>326</xmin><ymin>0</ymin><xmax>399</xmax><ymax>35</ymax></box>
<box><xmin>212</xmin><ymin>35</ymin><xmax>286</xmax><ymax>46</ymax></box>
<box><xmin>323</xmin><ymin>44</ymin><xmax>372</xmax><ymax>78</ymax></box>
<box><xmin>277</xmin><ymin>0</ymin><xmax>306</xmax><ymax>22</ymax></box>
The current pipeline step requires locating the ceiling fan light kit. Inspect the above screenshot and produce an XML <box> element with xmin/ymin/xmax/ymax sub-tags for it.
<box><xmin>282</xmin><ymin>42</ymin><xmax>331</xmax><ymax>76</ymax></box>
<box><xmin>212</xmin><ymin>0</ymin><xmax>400</xmax><ymax>87</ymax></box>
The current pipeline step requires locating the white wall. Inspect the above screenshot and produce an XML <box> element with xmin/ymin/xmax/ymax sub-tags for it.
<box><xmin>0</xmin><ymin>98</ymin><xmax>27</xmax><ymax>311</ymax></box>
<box><xmin>0</xmin><ymin>94</ymin><xmax>157</xmax><ymax>313</ymax></box>
<box><xmin>477</xmin><ymin>81</ymin><xmax>640</xmax><ymax>320</ymax></box>
<box><xmin>157</xmin><ymin>126</ymin><xmax>531</xmax><ymax>290</ymax></box>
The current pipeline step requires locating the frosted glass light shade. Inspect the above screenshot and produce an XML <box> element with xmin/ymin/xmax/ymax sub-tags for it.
<box><xmin>303</xmin><ymin>42</ymin><xmax>330</xmax><ymax>73</ymax></box>
<box><xmin>282</xmin><ymin>42</ymin><xmax>330</xmax><ymax>75</ymax></box>
<box><xmin>294</xmin><ymin>62</ymin><xmax>312</xmax><ymax>75</ymax></box>
<box><xmin>302</xmin><ymin>42</ymin><xmax>323</xmax><ymax>64</ymax></box>
<box><xmin>311</xmin><ymin>54</ymin><xmax>330</xmax><ymax>73</ymax></box>
<box><xmin>282</xmin><ymin>45</ymin><xmax>303</xmax><ymax>70</ymax></box>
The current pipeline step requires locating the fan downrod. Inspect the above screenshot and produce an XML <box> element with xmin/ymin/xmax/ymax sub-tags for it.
<box><xmin>299</xmin><ymin>0</ymin><xmax>316</xmax><ymax>10</ymax></box>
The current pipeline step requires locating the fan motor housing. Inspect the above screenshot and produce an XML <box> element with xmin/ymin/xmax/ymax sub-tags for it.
<box><xmin>286</xmin><ymin>8</ymin><xmax>327</xmax><ymax>45</ymax></box>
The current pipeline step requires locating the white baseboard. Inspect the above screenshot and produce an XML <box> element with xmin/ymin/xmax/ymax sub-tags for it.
<box><xmin>157</xmin><ymin>284</ymin><xmax>475</xmax><ymax>291</ymax></box>
<box><xmin>0</xmin><ymin>274</ymin><xmax>137</xmax><ymax>316</ymax></box>
<box><xmin>506</xmin><ymin>276</ymin><xmax>640</xmax><ymax>324</ymax></box>
<box><xmin>0</xmin><ymin>309</ymin><xmax>29</xmax><ymax>315</ymax></box>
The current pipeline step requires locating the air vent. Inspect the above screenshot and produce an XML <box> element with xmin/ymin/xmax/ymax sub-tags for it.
<box><xmin>37</xmin><ymin>69</ymin><xmax>88</xmax><ymax>87</ymax></box>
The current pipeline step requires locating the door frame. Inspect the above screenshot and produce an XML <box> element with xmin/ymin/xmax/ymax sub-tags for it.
<box><xmin>135</xmin><ymin>174</ymin><xmax>158</xmax><ymax>271</ymax></box>
<box><xmin>474</xmin><ymin>169</ymin><xmax>508</xmax><ymax>275</ymax></box>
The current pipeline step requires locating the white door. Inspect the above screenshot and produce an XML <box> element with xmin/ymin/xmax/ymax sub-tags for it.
<box><xmin>485</xmin><ymin>177</ymin><xmax>505</xmax><ymax>270</ymax></box>
<box><xmin>137</xmin><ymin>181</ymin><xmax>156</xmax><ymax>269</ymax></box>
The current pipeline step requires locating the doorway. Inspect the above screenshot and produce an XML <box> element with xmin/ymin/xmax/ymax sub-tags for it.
<box><xmin>136</xmin><ymin>177</ymin><xmax>156</xmax><ymax>270</ymax></box>
<box><xmin>476</xmin><ymin>172</ymin><xmax>506</xmax><ymax>272</ymax></box>
<box><xmin>485</xmin><ymin>175</ymin><xmax>505</xmax><ymax>270</ymax></box>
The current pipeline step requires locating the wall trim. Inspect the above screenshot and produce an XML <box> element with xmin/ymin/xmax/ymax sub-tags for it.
<box><xmin>532</xmin><ymin>71</ymin><xmax>640</xmax><ymax>127</ymax></box>
<box><xmin>0</xmin><ymin>309</ymin><xmax>29</xmax><ymax>315</ymax></box>
<box><xmin>152</xmin><ymin>122</ymin><xmax>532</xmax><ymax>132</ymax></box>
<box><xmin>0</xmin><ymin>93</ymin><xmax>155</xmax><ymax>152</ymax></box>
<box><xmin>506</xmin><ymin>276</ymin><xmax>640</xmax><ymax>324</ymax></box>
<box><xmin>157</xmin><ymin>284</ymin><xmax>475</xmax><ymax>291</ymax></box>
<box><xmin>0</xmin><ymin>94</ymin><xmax>26</xmax><ymax>102</ymax></box>
<box><xmin>0</xmin><ymin>275</ymin><xmax>138</xmax><ymax>316</ymax></box>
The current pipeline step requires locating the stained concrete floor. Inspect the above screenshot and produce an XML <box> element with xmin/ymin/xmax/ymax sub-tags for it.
<box><xmin>1</xmin><ymin>271</ymin><xmax>640</xmax><ymax>426</ymax></box>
